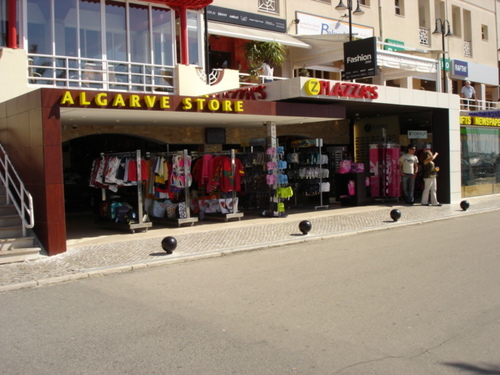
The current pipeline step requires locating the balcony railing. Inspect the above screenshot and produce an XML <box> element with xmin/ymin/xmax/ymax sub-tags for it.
<box><xmin>28</xmin><ymin>54</ymin><xmax>176</xmax><ymax>93</ymax></box>
<box><xmin>460</xmin><ymin>98</ymin><xmax>499</xmax><ymax>112</ymax></box>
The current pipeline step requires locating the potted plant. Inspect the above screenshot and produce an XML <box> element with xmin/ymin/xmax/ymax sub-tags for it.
<box><xmin>298</xmin><ymin>66</ymin><xmax>310</xmax><ymax>77</ymax></box>
<box><xmin>243</xmin><ymin>41</ymin><xmax>287</xmax><ymax>81</ymax></box>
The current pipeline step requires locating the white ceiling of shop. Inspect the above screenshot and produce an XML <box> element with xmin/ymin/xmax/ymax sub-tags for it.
<box><xmin>60</xmin><ymin>107</ymin><xmax>340</xmax><ymax>128</ymax></box>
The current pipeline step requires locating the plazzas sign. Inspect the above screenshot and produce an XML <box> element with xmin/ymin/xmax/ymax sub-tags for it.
<box><xmin>303</xmin><ymin>79</ymin><xmax>378</xmax><ymax>100</ymax></box>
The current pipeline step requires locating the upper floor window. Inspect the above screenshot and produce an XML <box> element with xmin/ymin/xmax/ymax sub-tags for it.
<box><xmin>481</xmin><ymin>24</ymin><xmax>488</xmax><ymax>40</ymax></box>
<box><xmin>258</xmin><ymin>0</ymin><xmax>279</xmax><ymax>15</ymax></box>
<box><xmin>313</xmin><ymin>0</ymin><xmax>331</xmax><ymax>3</ymax></box>
<box><xmin>360</xmin><ymin>0</ymin><xmax>370</xmax><ymax>5</ymax></box>
<box><xmin>395</xmin><ymin>0</ymin><xmax>404</xmax><ymax>16</ymax></box>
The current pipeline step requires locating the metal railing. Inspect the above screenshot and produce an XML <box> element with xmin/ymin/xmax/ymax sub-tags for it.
<box><xmin>460</xmin><ymin>98</ymin><xmax>500</xmax><ymax>112</ymax></box>
<box><xmin>0</xmin><ymin>143</ymin><xmax>34</xmax><ymax>237</ymax></box>
<box><xmin>28</xmin><ymin>54</ymin><xmax>176</xmax><ymax>93</ymax></box>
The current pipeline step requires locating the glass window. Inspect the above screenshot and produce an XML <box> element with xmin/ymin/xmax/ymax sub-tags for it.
<box><xmin>481</xmin><ymin>24</ymin><xmax>488</xmax><ymax>40</ymax></box>
<box><xmin>105</xmin><ymin>0</ymin><xmax>126</xmax><ymax>61</ymax></box>
<box><xmin>27</xmin><ymin>0</ymin><xmax>52</xmax><ymax>54</ymax></box>
<box><xmin>55</xmin><ymin>0</ymin><xmax>77</xmax><ymax>57</ymax></box>
<box><xmin>187</xmin><ymin>11</ymin><xmax>200</xmax><ymax>66</ymax></box>
<box><xmin>461</xmin><ymin>127</ymin><xmax>500</xmax><ymax>196</ymax></box>
<box><xmin>152</xmin><ymin>6</ymin><xmax>174</xmax><ymax>66</ymax></box>
<box><xmin>129</xmin><ymin>2</ymin><xmax>150</xmax><ymax>64</ymax></box>
<box><xmin>79</xmin><ymin>0</ymin><xmax>102</xmax><ymax>59</ymax></box>
<box><xmin>1</xmin><ymin>0</ymin><xmax>7</xmax><ymax>46</ymax></box>
<box><xmin>395</xmin><ymin>0</ymin><xmax>404</xmax><ymax>16</ymax></box>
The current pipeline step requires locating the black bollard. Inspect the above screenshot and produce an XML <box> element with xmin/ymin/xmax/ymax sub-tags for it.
<box><xmin>460</xmin><ymin>200</ymin><xmax>470</xmax><ymax>211</ymax></box>
<box><xmin>299</xmin><ymin>220</ymin><xmax>312</xmax><ymax>235</ymax></box>
<box><xmin>161</xmin><ymin>236</ymin><xmax>177</xmax><ymax>254</ymax></box>
<box><xmin>390</xmin><ymin>209</ymin><xmax>401</xmax><ymax>222</ymax></box>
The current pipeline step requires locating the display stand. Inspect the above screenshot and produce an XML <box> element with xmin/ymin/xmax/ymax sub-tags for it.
<box><xmin>99</xmin><ymin>150</ymin><xmax>152</xmax><ymax>233</ymax></box>
<box><xmin>314</xmin><ymin>138</ymin><xmax>329</xmax><ymax>210</ymax></box>
<box><xmin>335</xmin><ymin>172</ymin><xmax>372</xmax><ymax>206</ymax></box>
<box><xmin>288</xmin><ymin>138</ymin><xmax>329</xmax><ymax>210</ymax></box>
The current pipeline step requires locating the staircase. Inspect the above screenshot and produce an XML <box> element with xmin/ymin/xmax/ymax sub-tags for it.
<box><xmin>0</xmin><ymin>143</ymin><xmax>40</xmax><ymax>264</ymax></box>
<box><xmin>0</xmin><ymin>186</ymin><xmax>40</xmax><ymax>264</ymax></box>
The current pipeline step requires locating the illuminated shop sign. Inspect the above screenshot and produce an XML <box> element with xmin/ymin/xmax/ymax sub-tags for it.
<box><xmin>212</xmin><ymin>85</ymin><xmax>267</xmax><ymax>100</ymax></box>
<box><xmin>460</xmin><ymin>116</ymin><xmax>500</xmax><ymax>127</ymax></box>
<box><xmin>59</xmin><ymin>91</ymin><xmax>245</xmax><ymax>113</ymax></box>
<box><xmin>303</xmin><ymin>79</ymin><xmax>379</xmax><ymax>100</ymax></box>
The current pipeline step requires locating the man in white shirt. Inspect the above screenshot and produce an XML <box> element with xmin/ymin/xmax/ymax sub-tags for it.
<box><xmin>398</xmin><ymin>144</ymin><xmax>419</xmax><ymax>205</ymax></box>
<box><xmin>461</xmin><ymin>80</ymin><xmax>476</xmax><ymax>110</ymax></box>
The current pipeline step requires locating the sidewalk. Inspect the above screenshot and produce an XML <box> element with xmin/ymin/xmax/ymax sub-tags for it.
<box><xmin>1</xmin><ymin>195</ymin><xmax>499</xmax><ymax>292</ymax></box>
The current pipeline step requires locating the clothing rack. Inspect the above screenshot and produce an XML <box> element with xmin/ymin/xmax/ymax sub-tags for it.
<box><xmin>99</xmin><ymin>149</ymin><xmax>152</xmax><ymax>233</ymax></box>
<box><xmin>148</xmin><ymin>150</ymin><xmax>198</xmax><ymax>227</ymax></box>
<box><xmin>194</xmin><ymin>149</ymin><xmax>244</xmax><ymax>222</ymax></box>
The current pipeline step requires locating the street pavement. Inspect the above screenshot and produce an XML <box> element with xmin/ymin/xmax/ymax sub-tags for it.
<box><xmin>1</xmin><ymin>195</ymin><xmax>499</xmax><ymax>293</ymax></box>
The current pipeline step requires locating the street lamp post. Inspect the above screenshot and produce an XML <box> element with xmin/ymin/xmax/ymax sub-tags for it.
<box><xmin>432</xmin><ymin>18</ymin><xmax>453</xmax><ymax>93</ymax></box>
<box><xmin>335</xmin><ymin>0</ymin><xmax>365</xmax><ymax>42</ymax></box>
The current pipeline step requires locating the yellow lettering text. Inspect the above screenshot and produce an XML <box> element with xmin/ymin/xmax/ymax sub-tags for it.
<box><xmin>234</xmin><ymin>101</ymin><xmax>244</xmax><ymax>112</ymax></box>
<box><xmin>95</xmin><ymin>93</ymin><xmax>108</xmax><ymax>106</ymax></box>
<box><xmin>222</xmin><ymin>100</ymin><xmax>232</xmax><ymax>112</ymax></box>
<box><xmin>160</xmin><ymin>96</ymin><xmax>170</xmax><ymax>109</ymax></box>
<box><xmin>60</xmin><ymin>91</ymin><xmax>75</xmax><ymax>105</ymax></box>
<box><xmin>129</xmin><ymin>95</ymin><xmax>141</xmax><ymax>108</ymax></box>
<box><xmin>460</xmin><ymin>116</ymin><xmax>472</xmax><ymax>125</ymax></box>
<box><xmin>144</xmin><ymin>96</ymin><xmax>156</xmax><ymax>108</ymax></box>
<box><xmin>207</xmin><ymin>99</ymin><xmax>220</xmax><ymax>111</ymax></box>
<box><xmin>195</xmin><ymin>98</ymin><xmax>206</xmax><ymax>110</ymax></box>
<box><xmin>79</xmin><ymin>92</ymin><xmax>91</xmax><ymax>105</ymax></box>
<box><xmin>182</xmin><ymin>98</ymin><xmax>192</xmax><ymax>110</ymax></box>
<box><xmin>112</xmin><ymin>94</ymin><xmax>126</xmax><ymax>107</ymax></box>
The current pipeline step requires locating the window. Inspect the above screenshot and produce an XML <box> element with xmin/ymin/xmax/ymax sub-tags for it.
<box><xmin>481</xmin><ymin>24</ymin><xmax>488</xmax><ymax>40</ymax></box>
<box><xmin>1</xmin><ymin>0</ymin><xmax>7</xmax><ymax>46</ymax></box>
<box><xmin>313</xmin><ymin>0</ymin><xmax>331</xmax><ymax>3</ymax></box>
<box><xmin>452</xmin><ymin>5</ymin><xmax>461</xmax><ymax>37</ymax></box>
<box><xmin>129</xmin><ymin>3</ymin><xmax>150</xmax><ymax>64</ymax></box>
<box><xmin>79</xmin><ymin>0</ymin><xmax>102</xmax><ymax>59</ymax></box>
<box><xmin>258</xmin><ymin>0</ymin><xmax>279</xmax><ymax>15</ymax></box>
<box><xmin>105</xmin><ymin>0</ymin><xmax>127</xmax><ymax>62</ymax></box>
<box><xmin>152</xmin><ymin>7</ymin><xmax>174</xmax><ymax>66</ymax></box>
<box><xmin>360</xmin><ymin>0</ymin><xmax>370</xmax><ymax>5</ymax></box>
<box><xmin>395</xmin><ymin>0</ymin><xmax>404</xmax><ymax>16</ymax></box>
<box><xmin>27</xmin><ymin>0</ymin><xmax>52</xmax><ymax>54</ymax></box>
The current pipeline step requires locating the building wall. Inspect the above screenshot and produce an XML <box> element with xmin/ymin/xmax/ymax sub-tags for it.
<box><xmin>61</xmin><ymin>120</ymin><xmax>349</xmax><ymax>146</ymax></box>
<box><xmin>0</xmin><ymin>48</ymin><xmax>36</xmax><ymax>103</ymax></box>
<box><xmin>0</xmin><ymin>90</ymin><xmax>66</xmax><ymax>255</ymax></box>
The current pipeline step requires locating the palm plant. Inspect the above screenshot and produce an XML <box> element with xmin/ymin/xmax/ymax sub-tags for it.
<box><xmin>243</xmin><ymin>41</ymin><xmax>287</xmax><ymax>78</ymax></box>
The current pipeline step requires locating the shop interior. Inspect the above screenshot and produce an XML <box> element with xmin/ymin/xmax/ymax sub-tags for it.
<box><xmin>62</xmin><ymin>104</ymin><xmax>439</xmax><ymax>241</ymax></box>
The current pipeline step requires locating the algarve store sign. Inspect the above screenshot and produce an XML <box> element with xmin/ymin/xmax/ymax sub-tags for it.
<box><xmin>59</xmin><ymin>91</ymin><xmax>245</xmax><ymax>113</ymax></box>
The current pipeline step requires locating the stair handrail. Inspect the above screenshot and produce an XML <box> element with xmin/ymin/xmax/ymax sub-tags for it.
<box><xmin>0</xmin><ymin>143</ymin><xmax>34</xmax><ymax>236</ymax></box>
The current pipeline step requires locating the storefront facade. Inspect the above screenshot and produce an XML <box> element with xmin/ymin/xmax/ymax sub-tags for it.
<box><xmin>0</xmin><ymin>87</ymin><xmax>346</xmax><ymax>255</ymax></box>
<box><xmin>460</xmin><ymin>111</ymin><xmax>500</xmax><ymax>197</ymax></box>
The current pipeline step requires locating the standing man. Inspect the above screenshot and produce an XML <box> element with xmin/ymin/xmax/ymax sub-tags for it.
<box><xmin>399</xmin><ymin>144</ymin><xmax>419</xmax><ymax>205</ymax></box>
<box><xmin>461</xmin><ymin>80</ymin><xmax>476</xmax><ymax>110</ymax></box>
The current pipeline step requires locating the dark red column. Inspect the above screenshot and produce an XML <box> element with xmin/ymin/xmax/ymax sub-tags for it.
<box><xmin>8</xmin><ymin>0</ymin><xmax>17</xmax><ymax>48</ymax></box>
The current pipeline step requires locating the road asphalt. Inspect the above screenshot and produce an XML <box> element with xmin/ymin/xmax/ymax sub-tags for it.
<box><xmin>1</xmin><ymin>195</ymin><xmax>499</xmax><ymax>293</ymax></box>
